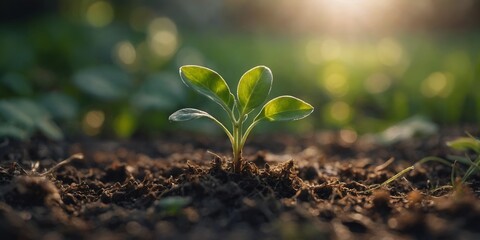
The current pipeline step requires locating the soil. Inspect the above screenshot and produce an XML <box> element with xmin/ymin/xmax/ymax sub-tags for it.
<box><xmin>1</xmin><ymin>126</ymin><xmax>479</xmax><ymax>240</ymax></box>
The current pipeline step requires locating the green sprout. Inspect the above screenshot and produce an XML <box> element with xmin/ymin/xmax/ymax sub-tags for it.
<box><xmin>374</xmin><ymin>134</ymin><xmax>480</xmax><ymax>191</ymax></box>
<box><xmin>169</xmin><ymin>65</ymin><xmax>314</xmax><ymax>173</ymax></box>
<box><xmin>406</xmin><ymin>134</ymin><xmax>480</xmax><ymax>188</ymax></box>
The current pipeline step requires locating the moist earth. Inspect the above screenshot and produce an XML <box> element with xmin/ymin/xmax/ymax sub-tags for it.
<box><xmin>0</xmin><ymin>127</ymin><xmax>479</xmax><ymax>240</ymax></box>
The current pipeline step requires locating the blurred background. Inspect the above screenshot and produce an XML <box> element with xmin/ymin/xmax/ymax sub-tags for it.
<box><xmin>0</xmin><ymin>0</ymin><xmax>479</xmax><ymax>141</ymax></box>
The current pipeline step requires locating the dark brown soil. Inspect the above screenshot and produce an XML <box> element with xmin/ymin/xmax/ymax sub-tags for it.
<box><xmin>1</xmin><ymin>127</ymin><xmax>479</xmax><ymax>240</ymax></box>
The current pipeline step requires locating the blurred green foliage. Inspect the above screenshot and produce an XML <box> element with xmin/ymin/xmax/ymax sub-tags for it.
<box><xmin>0</xmin><ymin>0</ymin><xmax>479</xmax><ymax>140</ymax></box>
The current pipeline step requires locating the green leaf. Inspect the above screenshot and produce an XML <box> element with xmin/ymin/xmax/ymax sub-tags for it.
<box><xmin>179</xmin><ymin>65</ymin><xmax>235</xmax><ymax>110</ymax></box>
<box><xmin>0</xmin><ymin>99</ymin><xmax>64</xmax><ymax>140</ymax></box>
<box><xmin>447</xmin><ymin>155</ymin><xmax>474</xmax><ymax>165</ymax></box>
<box><xmin>157</xmin><ymin>196</ymin><xmax>191</xmax><ymax>209</ymax></box>
<box><xmin>13</xmin><ymin>99</ymin><xmax>63</xmax><ymax>140</ymax></box>
<box><xmin>73</xmin><ymin>67</ymin><xmax>132</xmax><ymax>100</ymax></box>
<box><xmin>447</xmin><ymin>137</ymin><xmax>480</xmax><ymax>153</ymax></box>
<box><xmin>131</xmin><ymin>73</ymin><xmax>185</xmax><ymax>111</ymax></box>
<box><xmin>169</xmin><ymin>108</ymin><xmax>233</xmax><ymax>142</ymax></box>
<box><xmin>0</xmin><ymin>124</ymin><xmax>29</xmax><ymax>140</ymax></box>
<box><xmin>36</xmin><ymin>119</ymin><xmax>63</xmax><ymax>141</ymax></box>
<box><xmin>156</xmin><ymin>196</ymin><xmax>191</xmax><ymax>215</ymax></box>
<box><xmin>0</xmin><ymin>100</ymin><xmax>34</xmax><ymax>128</ymax></box>
<box><xmin>169</xmin><ymin>108</ymin><xmax>215</xmax><ymax>122</ymax></box>
<box><xmin>40</xmin><ymin>92</ymin><xmax>78</xmax><ymax>119</ymax></box>
<box><xmin>237</xmin><ymin>66</ymin><xmax>272</xmax><ymax>115</ymax></box>
<box><xmin>254</xmin><ymin>96</ymin><xmax>314</xmax><ymax>122</ymax></box>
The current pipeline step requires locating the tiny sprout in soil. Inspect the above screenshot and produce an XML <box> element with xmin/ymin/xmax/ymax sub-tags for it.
<box><xmin>410</xmin><ymin>134</ymin><xmax>480</xmax><ymax>188</ymax></box>
<box><xmin>377</xmin><ymin>133</ymin><xmax>480</xmax><ymax>190</ymax></box>
<box><xmin>169</xmin><ymin>65</ymin><xmax>314</xmax><ymax>173</ymax></box>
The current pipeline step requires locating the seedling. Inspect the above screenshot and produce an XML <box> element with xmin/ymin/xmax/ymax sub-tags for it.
<box><xmin>373</xmin><ymin>133</ymin><xmax>480</xmax><ymax>190</ymax></box>
<box><xmin>406</xmin><ymin>134</ymin><xmax>480</xmax><ymax>188</ymax></box>
<box><xmin>169</xmin><ymin>65</ymin><xmax>314</xmax><ymax>173</ymax></box>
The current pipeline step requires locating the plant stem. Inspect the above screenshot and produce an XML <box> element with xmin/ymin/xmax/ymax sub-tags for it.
<box><xmin>240</xmin><ymin>120</ymin><xmax>260</xmax><ymax>148</ymax></box>
<box><xmin>380</xmin><ymin>166</ymin><xmax>414</xmax><ymax>187</ymax></box>
<box><xmin>462</xmin><ymin>156</ymin><xmax>480</xmax><ymax>183</ymax></box>
<box><xmin>415</xmin><ymin>156</ymin><xmax>453</xmax><ymax>167</ymax></box>
<box><xmin>232</xmin><ymin>120</ymin><xmax>242</xmax><ymax>173</ymax></box>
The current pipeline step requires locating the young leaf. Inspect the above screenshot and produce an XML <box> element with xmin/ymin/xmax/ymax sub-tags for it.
<box><xmin>180</xmin><ymin>65</ymin><xmax>235</xmax><ymax>110</ymax></box>
<box><xmin>237</xmin><ymin>66</ymin><xmax>272</xmax><ymax>115</ymax></box>
<box><xmin>169</xmin><ymin>108</ymin><xmax>213</xmax><ymax>122</ymax></box>
<box><xmin>40</xmin><ymin>92</ymin><xmax>78</xmax><ymax>119</ymax></box>
<box><xmin>73</xmin><ymin>67</ymin><xmax>131</xmax><ymax>100</ymax></box>
<box><xmin>447</xmin><ymin>137</ymin><xmax>480</xmax><ymax>154</ymax></box>
<box><xmin>254</xmin><ymin>95</ymin><xmax>314</xmax><ymax>122</ymax></box>
<box><xmin>37</xmin><ymin>119</ymin><xmax>63</xmax><ymax>141</ymax></box>
<box><xmin>0</xmin><ymin>124</ymin><xmax>29</xmax><ymax>140</ymax></box>
<box><xmin>169</xmin><ymin>108</ymin><xmax>234</xmax><ymax>142</ymax></box>
<box><xmin>0</xmin><ymin>100</ymin><xmax>34</xmax><ymax>128</ymax></box>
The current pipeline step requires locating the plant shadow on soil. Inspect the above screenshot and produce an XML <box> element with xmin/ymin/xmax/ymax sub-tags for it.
<box><xmin>1</xmin><ymin>127</ymin><xmax>480</xmax><ymax>239</ymax></box>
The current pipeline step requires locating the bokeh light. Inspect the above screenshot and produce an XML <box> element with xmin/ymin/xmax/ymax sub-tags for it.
<box><xmin>321</xmin><ymin>63</ymin><xmax>349</xmax><ymax>98</ymax></box>
<box><xmin>339</xmin><ymin>128</ymin><xmax>358</xmax><ymax>144</ymax></box>
<box><xmin>421</xmin><ymin>72</ymin><xmax>453</xmax><ymax>98</ymax></box>
<box><xmin>328</xmin><ymin>101</ymin><xmax>352</xmax><ymax>124</ymax></box>
<box><xmin>82</xmin><ymin>110</ymin><xmax>105</xmax><ymax>136</ymax></box>
<box><xmin>85</xmin><ymin>1</ymin><xmax>114</xmax><ymax>28</ymax></box>
<box><xmin>147</xmin><ymin>17</ymin><xmax>178</xmax><ymax>59</ymax></box>
<box><xmin>320</xmin><ymin>38</ymin><xmax>342</xmax><ymax>61</ymax></box>
<box><xmin>377</xmin><ymin>38</ymin><xmax>403</xmax><ymax>66</ymax></box>
<box><xmin>364</xmin><ymin>73</ymin><xmax>392</xmax><ymax>94</ymax></box>
<box><xmin>305</xmin><ymin>38</ymin><xmax>341</xmax><ymax>64</ymax></box>
<box><xmin>323</xmin><ymin>73</ymin><xmax>348</xmax><ymax>98</ymax></box>
<box><xmin>115</xmin><ymin>41</ymin><xmax>137</xmax><ymax>66</ymax></box>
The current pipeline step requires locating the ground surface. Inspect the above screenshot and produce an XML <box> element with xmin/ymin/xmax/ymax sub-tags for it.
<box><xmin>1</xmin><ymin>127</ymin><xmax>479</xmax><ymax>240</ymax></box>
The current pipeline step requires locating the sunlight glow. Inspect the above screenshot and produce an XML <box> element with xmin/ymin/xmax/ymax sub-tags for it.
<box><xmin>305</xmin><ymin>0</ymin><xmax>386</xmax><ymax>33</ymax></box>
<box><xmin>300</xmin><ymin>0</ymin><xmax>462</xmax><ymax>34</ymax></box>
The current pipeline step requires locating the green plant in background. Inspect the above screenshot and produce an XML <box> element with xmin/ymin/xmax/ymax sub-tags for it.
<box><xmin>410</xmin><ymin>134</ymin><xmax>480</xmax><ymax>187</ymax></box>
<box><xmin>169</xmin><ymin>65</ymin><xmax>314</xmax><ymax>173</ymax></box>
<box><xmin>376</xmin><ymin>134</ymin><xmax>480</xmax><ymax>190</ymax></box>
<box><xmin>0</xmin><ymin>99</ymin><xmax>64</xmax><ymax>141</ymax></box>
<box><xmin>73</xmin><ymin>67</ymin><xmax>186</xmax><ymax>138</ymax></box>
<box><xmin>0</xmin><ymin>73</ymin><xmax>77</xmax><ymax>141</ymax></box>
